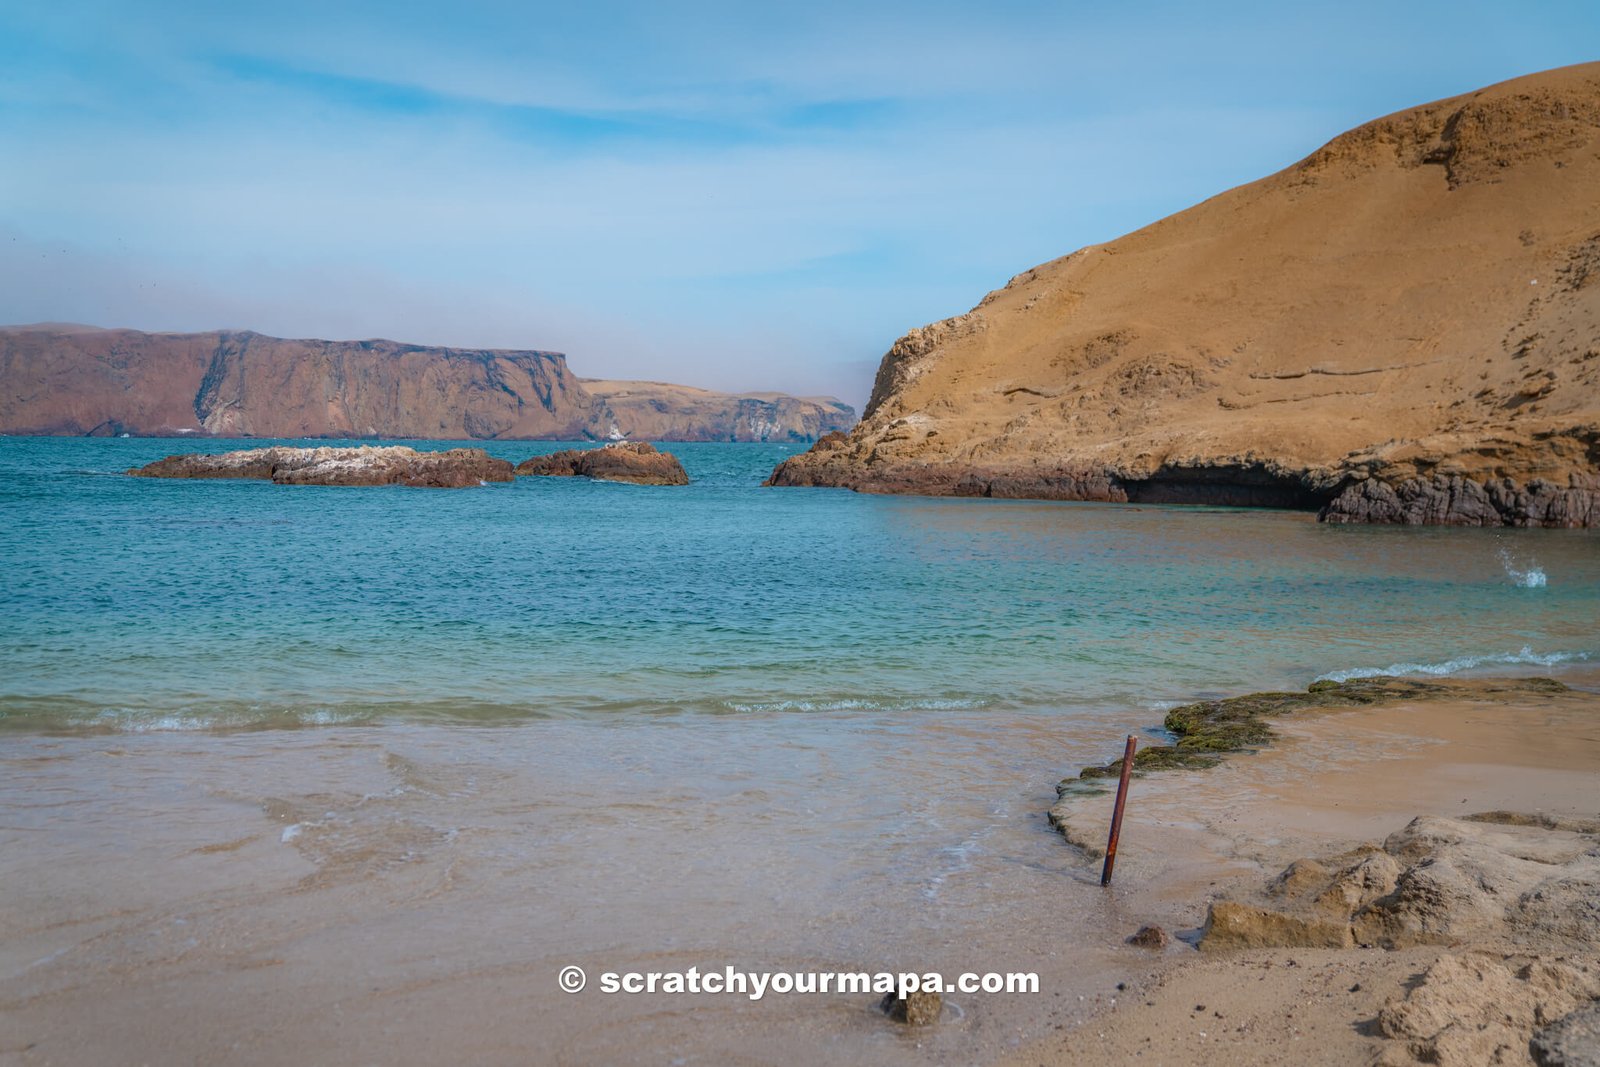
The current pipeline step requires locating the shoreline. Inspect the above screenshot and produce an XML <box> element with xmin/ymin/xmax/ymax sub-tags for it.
<box><xmin>1012</xmin><ymin>672</ymin><xmax>1600</xmax><ymax>1066</ymax></box>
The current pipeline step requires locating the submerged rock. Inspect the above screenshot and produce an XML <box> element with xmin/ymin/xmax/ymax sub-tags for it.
<box><xmin>129</xmin><ymin>446</ymin><xmax>514</xmax><ymax>488</ymax></box>
<box><xmin>1126</xmin><ymin>924</ymin><xmax>1172</xmax><ymax>950</ymax></box>
<box><xmin>515</xmin><ymin>441</ymin><xmax>689</xmax><ymax>485</ymax></box>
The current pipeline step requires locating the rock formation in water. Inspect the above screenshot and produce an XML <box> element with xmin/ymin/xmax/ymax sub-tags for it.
<box><xmin>581</xmin><ymin>379</ymin><xmax>856</xmax><ymax>442</ymax></box>
<box><xmin>515</xmin><ymin>441</ymin><xmax>689</xmax><ymax>485</ymax></box>
<box><xmin>130</xmin><ymin>446</ymin><xmax>514</xmax><ymax>488</ymax></box>
<box><xmin>768</xmin><ymin>64</ymin><xmax>1600</xmax><ymax>526</ymax></box>
<box><xmin>0</xmin><ymin>324</ymin><xmax>855</xmax><ymax>442</ymax></box>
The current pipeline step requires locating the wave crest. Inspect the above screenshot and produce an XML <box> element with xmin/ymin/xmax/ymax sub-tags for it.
<box><xmin>1315</xmin><ymin>646</ymin><xmax>1590</xmax><ymax>684</ymax></box>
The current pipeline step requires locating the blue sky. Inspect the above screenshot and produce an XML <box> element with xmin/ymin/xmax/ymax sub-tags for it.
<box><xmin>2</xmin><ymin>2</ymin><xmax>1596</xmax><ymax>406</ymax></box>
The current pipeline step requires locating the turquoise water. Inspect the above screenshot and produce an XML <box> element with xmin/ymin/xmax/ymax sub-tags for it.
<box><xmin>1</xmin><ymin>436</ymin><xmax>1596</xmax><ymax>732</ymax></box>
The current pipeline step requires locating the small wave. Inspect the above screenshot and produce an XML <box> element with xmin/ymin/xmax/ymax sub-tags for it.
<box><xmin>723</xmin><ymin>697</ymin><xmax>990</xmax><ymax>714</ymax></box>
<box><xmin>1497</xmin><ymin>546</ymin><xmax>1547</xmax><ymax>588</ymax></box>
<box><xmin>1315</xmin><ymin>646</ymin><xmax>1590</xmax><ymax>684</ymax></box>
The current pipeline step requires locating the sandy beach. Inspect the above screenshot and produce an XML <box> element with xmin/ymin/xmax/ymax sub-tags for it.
<box><xmin>1014</xmin><ymin>672</ymin><xmax>1600</xmax><ymax>1067</ymax></box>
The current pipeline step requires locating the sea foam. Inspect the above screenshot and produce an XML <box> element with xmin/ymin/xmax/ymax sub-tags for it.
<box><xmin>1315</xmin><ymin>645</ymin><xmax>1589</xmax><ymax>683</ymax></box>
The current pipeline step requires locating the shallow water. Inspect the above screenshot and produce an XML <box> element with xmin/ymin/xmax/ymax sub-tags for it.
<box><xmin>1</xmin><ymin>437</ymin><xmax>1596</xmax><ymax>1064</ymax></box>
<box><xmin>2</xmin><ymin>437</ymin><xmax>1595</xmax><ymax>731</ymax></box>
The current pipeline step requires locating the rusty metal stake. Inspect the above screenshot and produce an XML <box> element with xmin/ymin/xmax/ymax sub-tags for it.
<box><xmin>1100</xmin><ymin>735</ymin><xmax>1137</xmax><ymax>887</ymax></box>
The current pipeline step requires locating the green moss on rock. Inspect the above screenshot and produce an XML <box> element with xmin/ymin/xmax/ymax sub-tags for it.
<box><xmin>1061</xmin><ymin>675</ymin><xmax>1569</xmax><ymax>791</ymax></box>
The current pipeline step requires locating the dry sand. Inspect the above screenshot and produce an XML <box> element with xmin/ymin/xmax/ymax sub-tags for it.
<box><xmin>1011</xmin><ymin>674</ymin><xmax>1600</xmax><ymax>1066</ymax></box>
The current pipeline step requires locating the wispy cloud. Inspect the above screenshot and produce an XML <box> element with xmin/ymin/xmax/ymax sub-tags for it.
<box><xmin>2</xmin><ymin>1</ymin><xmax>1597</xmax><ymax>407</ymax></box>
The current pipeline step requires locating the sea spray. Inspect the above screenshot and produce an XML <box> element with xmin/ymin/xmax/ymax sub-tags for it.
<box><xmin>1498</xmin><ymin>545</ymin><xmax>1548</xmax><ymax>588</ymax></box>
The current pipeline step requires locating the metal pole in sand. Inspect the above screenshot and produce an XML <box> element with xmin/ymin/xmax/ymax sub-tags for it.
<box><xmin>1100</xmin><ymin>735</ymin><xmax>1138</xmax><ymax>887</ymax></box>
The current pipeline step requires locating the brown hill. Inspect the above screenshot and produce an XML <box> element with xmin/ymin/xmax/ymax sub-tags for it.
<box><xmin>769</xmin><ymin>64</ymin><xmax>1600</xmax><ymax>526</ymax></box>
<box><xmin>0</xmin><ymin>326</ymin><xmax>855</xmax><ymax>441</ymax></box>
<box><xmin>582</xmin><ymin>379</ymin><xmax>856</xmax><ymax>442</ymax></box>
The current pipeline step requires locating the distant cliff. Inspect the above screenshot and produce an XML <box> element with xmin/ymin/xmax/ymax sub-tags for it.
<box><xmin>0</xmin><ymin>324</ymin><xmax>855</xmax><ymax>441</ymax></box>
<box><xmin>582</xmin><ymin>379</ymin><xmax>856</xmax><ymax>443</ymax></box>
<box><xmin>768</xmin><ymin>63</ymin><xmax>1600</xmax><ymax>526</ymax></box>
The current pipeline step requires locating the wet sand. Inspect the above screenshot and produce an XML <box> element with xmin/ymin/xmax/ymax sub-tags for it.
<box><xmin>3</xmin><ymin>676</ymin><xmax>1595</xmax><ymax>1066</ymax></box>
<box><xmin>0</xmin><ymin>705</ymin><xmax>1168</xmax><ymax>1066</ymax></box>
<box><xmin>1014</xmin><ymin>673</ymin><xmax>1600</xmax><ymax>1067</ymax></box>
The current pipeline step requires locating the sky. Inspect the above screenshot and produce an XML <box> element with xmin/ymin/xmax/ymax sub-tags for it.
<box><xmin>2</xmin><ymin>2</ymin><xmax>1597</xmax><ymax>408</ymax></box>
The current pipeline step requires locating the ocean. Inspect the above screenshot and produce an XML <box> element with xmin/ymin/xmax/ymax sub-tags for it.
<box><xmin>2</xmin><ymin>436</ymin><xmax>1596</xmax><ymax>1064</ymax></box>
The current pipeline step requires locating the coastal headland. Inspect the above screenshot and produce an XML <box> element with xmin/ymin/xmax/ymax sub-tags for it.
<box><xmin>769</xmin><ymin>63</ymin><xmax>1600</xmax><ymax>527</ymax></box>
<box><xmin>0</xmin><ymin>324</ymin><xmax>856</xmax><ymax>442</ymax></box>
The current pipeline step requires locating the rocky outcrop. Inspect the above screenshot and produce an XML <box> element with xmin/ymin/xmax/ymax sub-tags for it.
<box><xmin>129</xmin><ymin>446</ymin><xmax>514</xmax><ymax>487</ymax></box>
<box><xmin>767</xmin><ymin>64</ymin><xmax>1600</xmax><ymax>526</ymax></box>
<box><xmin>1191</xmin><ymin>813</ymin><xmax>1600</xmax><ymax>1067</ymax></box>
<box><xmin>581</xmin><ymin>379</ymin><xmax>855</xmax><ymax>442</ymax></box>
<box><xmin>515</xmin><ymin>441</ymin><xmax>689</xmax><ymax>485</ymax></box>
<box><xmin>1378</xmin><ymin>953</ymin><xmax>1600</xmax><ymax>1067</ymax></box>
<box><xmin>1197</xmin><ymin>813</ymin><xmax>1600</xmax><ymax>952</ymax></box>
<box><xmin>0</xmin><ymin>324</ymin><xmax>854</xmax><ymax>442</ymax></box>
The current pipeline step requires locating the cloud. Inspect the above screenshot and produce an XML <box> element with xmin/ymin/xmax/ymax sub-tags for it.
<box><xmin>3</xmin><ymin>1</ymin><xmax>1598</xmax><ymax>410</ymax></box>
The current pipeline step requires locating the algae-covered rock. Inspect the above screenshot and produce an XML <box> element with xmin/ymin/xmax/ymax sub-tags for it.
<box><xmin>1064</xmin><ymin>676</ymin><xmax>1570</xmax><ymax>786</ymax></box>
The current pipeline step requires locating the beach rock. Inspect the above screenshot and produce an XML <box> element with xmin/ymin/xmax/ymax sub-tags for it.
<box><xmin>515</xmin><ymin>442</ymin><xmax>689</xmax><ymax>485</ymax></box>
<box><xmin>1199</xmin><ymin>901</ymin><xmax>1351</xmax><ymax>951</ymax></box>
<box><xmin>1533</xmin><ymin>1002</ymin><xmax>1600</xmax><ymax>1067</ymax></box>
<box><xmin>1375</xmin><ymin>954</ymin><xmax>1600</xmax><ymax>1067</ymax></box>
<box><xmin>130</xmin><ymin>446</ymin><xmax>514</xmax><ymax>488</ymax></box>
<box><xmin>879</xmin><ymin>989</ymin><xmax>942</xmax><ymax>1026</ymax></box>
<box><xmin>1354</xmin><ymin>816</ymin><xmax>1600</xmax><ymax>949</ymax></box>
<box><xmin>1126</xmin><ymin>924</ymin><xmax>1171</xmax><ymax>950</ymax></box>
<box><xmin>1197</xmin><ymin>814</ymin><xmax>1600</xmax><ymax>952</ymax></box>
<box><xmin>763</xmin><ymin>65</ymin><xmax>1600</xmax><ymax>526</ymax></box>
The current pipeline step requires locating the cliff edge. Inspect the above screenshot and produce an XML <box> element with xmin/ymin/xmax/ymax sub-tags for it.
<box><xmin>768</xmin><ymin>63</ymin><xmax>1600</xmax><ymax>526</ymax></box>
<box><xmin>0</xmin><ymin>325</ymin><xmax>855</xmax><ymax>442</ymax></box>
<box><xmin>582</xmin><ymin>379</ymin><xmax>856</xmax><ymax>442</ymax></box>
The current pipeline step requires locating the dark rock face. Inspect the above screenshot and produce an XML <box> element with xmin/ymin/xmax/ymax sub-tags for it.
<box><xmin>770</xmin><ymin>444</ymin><xmax>1600</xmax><ymax>528</ymax></box>
<box><xmin>515</xmin><ymin>441</ymin><xmax>689</xmax><ymax>485</ymax></box>
<box><xmin>1533</xmin><ymin>1002</ymin><xmax>1600</xmax><ymax>1067</ymax></box>
<box><xmin>765</xmin><ymin>457</ymin><xmax>1130</xmax><ymax>501</ymax></box>
<box><xmin>1320</xmin><ymin>474</ymin><xmax>1600</xmax><ymax>527</ymax></box>
<box><xmin>129</xmin><ymin>446</ymin><xmax>514</xmax><ymax>488</ymax></box>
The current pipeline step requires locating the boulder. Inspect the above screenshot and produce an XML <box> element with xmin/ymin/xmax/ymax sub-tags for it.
<box><xmin>879</xmin><ymin>989</ymin><xmax>942</xmax><ymax>1026</ymax></box>
<box><xmin>1533</xmin><ymin>1002</ymin><xmax>1600</xmax><ymax>1067</ymax></box>
<box><xmin>1126</xmin><ymin>924</ymin><xmax>1172</xmax><ymax>950</ymax></box>
<box><xmin>515</xmin><ymin>441</ymin><xmax>689</xmax><ymax>485</ymax></box>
